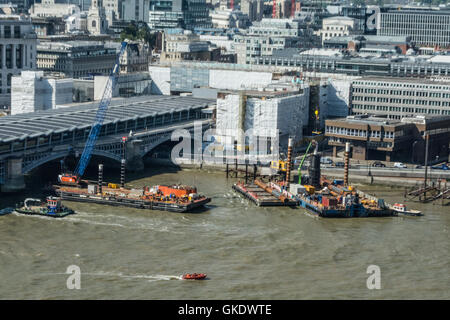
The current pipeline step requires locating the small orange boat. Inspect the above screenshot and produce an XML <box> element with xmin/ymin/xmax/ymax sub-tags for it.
<box><xmin>182</xmin><ymin>273</ymin><xmax>207</xmax><ymax>280</ymax></box>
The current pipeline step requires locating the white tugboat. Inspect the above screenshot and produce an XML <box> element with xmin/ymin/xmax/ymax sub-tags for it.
<box><xmin>391</xmin><ymin>203</ymin><xmax>422</xmax><ymax>216</ymax></box>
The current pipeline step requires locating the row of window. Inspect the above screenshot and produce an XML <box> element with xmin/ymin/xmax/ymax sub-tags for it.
<box><xmin>352</xmin><ymin>104</ymin><xmax>445</xmax><ymax>114</ymax></box>
<box><xmin>352</xmin><ymin>96</ymin><xmax>450</xmax><ymax>106</ymax></box>
<box><xmin>328</xmin><ymin>136</ymin><xmax>394</xmax><ymax>148</ymax></box>
<box><xmin>0</xmin><ymin>25</ymin><xmax>22</xmax><ymax>39</ymax></box>
<box><xmin>353</xmin><ymin>99</ymin><xmax>450</xmax><ymax>107</ymax></box>
<box><xmin>326</xmin><ymin>126</ymin><xmax>397</xmax><ymax>139</ymax></box>
<box><xmin>352</xmin><ymin>87</ymin><xmax>450</xmax><ymax>98</ymax></box>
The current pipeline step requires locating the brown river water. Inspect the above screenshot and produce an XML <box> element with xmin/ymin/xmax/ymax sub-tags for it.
<box><xmin>0</xmin><ymin>168</ymin><xmax>449</xmax><ymax>299</ymax></box>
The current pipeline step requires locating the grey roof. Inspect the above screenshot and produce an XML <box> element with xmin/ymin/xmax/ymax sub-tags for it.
<box><xmin>0</xmin><ymin>95</ymin><xmax>215</xmax><ymax>143</ymax></box>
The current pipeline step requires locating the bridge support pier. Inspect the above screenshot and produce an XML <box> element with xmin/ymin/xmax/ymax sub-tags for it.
<box><xmin>125</xmin><ymin>139</ymin><xmax>144</xmax><ymax>172</ymax></box>
<box><xmin>1</xmin><ymin>158</ymin><xmax>26</xmax><ymax>193</ymax></box>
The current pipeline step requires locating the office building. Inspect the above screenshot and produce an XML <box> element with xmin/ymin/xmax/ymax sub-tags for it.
<box><xmin>149</xmin><ymin>0</ymin><xmax>212</xmax><ymax>30</ymax></box>
<box><xmin>325</xmin><ymin>114</ymin><xmax>450</xmax><ymax>163</ymax></box>
<box><xmin>36</xmin><ymin>41</ymin><xmax>116</xmax><ymax>78</ymax></box>
<box><xmin>240</xmin><ymin>0</ymin><xmax>264</xmax><ymax>22</ymax></box>
<box><xmin>317</xmin><ymin>16</ymin><xmax>357</xmax><ymax>45</ymax></box>
<box><xmin>351</xmin><ymin>77</ymin><xmax>450</xmax><ymax>119</ymax></box>
<box><xmin>378</xmin><ymin>8</ymin><xmax>450</xmax><ymax>48</ymax></box>
<box><xmin>0</xmin><ymin>14</ymin><xmax>37</xmax><ymax>108</ymax></box>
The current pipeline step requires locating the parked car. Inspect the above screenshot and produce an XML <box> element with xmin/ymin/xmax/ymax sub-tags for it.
<box><xmin>335</xmin><ymin>161</ymin><xmax>345</xmax><ymax>168</ymax></box>
<box><xmin>415</xmin><ymin>165</ymin><xmax>423</xmax><ymax>169</ymax></box>
<box><xmin>320</xmin><ymin>157</ymin><xmax>333</xmax><ymax>164</ymax></box>
<box><xmin>393</xmin><ymin>162</ymin><xmax>407</xmax><ymax>168</ymax></box>
<box><xmin>372</xmin><ymin>161</ymin><xmax>386</xmax><ymax>167</ymax></box>
<box><xmin>431</xmin><ymin>164</ymin><xmax>449</xmax><ymax>170</ymax></box>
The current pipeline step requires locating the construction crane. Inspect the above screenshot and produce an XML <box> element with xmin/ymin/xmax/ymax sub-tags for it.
<box><xmin>297</xmin><ymin>140</ymin><xmax>315</xmax><ymax>184</ymax></box>
<box><xmin>58</xmin><ymin>40</ymin><xmax>129</xmax><ymax>185</ymax></box>
<box><xmin>312</xmin><ymin>109</ymin><xmax>322</xmax><ymax>135</ymax></box>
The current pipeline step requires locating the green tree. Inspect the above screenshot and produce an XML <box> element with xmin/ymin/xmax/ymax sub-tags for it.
<box><xmin>120</xmin><ymin>22</ymin><xmax>157</xmax><ymax>49</ymax></box>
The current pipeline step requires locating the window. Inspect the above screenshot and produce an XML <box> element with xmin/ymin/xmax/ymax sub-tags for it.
<box><xmin>4</xmin><ymin>26</ymin><xmax>10</xmax><ymax>38</ymax></box>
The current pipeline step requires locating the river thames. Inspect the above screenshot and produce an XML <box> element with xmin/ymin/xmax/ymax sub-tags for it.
<box><xmin>0</xmin><ymin>168</ymin><xmax>448</xmax><ymax>299</ymax></box>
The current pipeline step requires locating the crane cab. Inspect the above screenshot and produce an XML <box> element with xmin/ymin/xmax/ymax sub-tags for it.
<box><xmin>58</xmin><ymin>173</ymin><xmax>80</xmax><ymax>185</ymax></box>
<box><xmin>270</xmin><ymin>160</ymin><xmax>288</xmax><ymax>172</ymax></box>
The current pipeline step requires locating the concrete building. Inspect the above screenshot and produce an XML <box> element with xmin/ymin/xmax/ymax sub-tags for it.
<box><xmin>273</xmin><ymin>0</ymin><xmax>293</xmax><ymax>19</ymax></box>
<box><xmin>351</xmin><ymin>77</ymin><xmax>450</xmax><ymax>120</ymax></box>
<box><xmin>65</xmin><ymin>11</ymin><xmax>88</xmax><ymax>33</ymax></box>
<box><xmin>31</xmin><ymin>16</ymin><xmax>67</xmax><ymax>37</ymax></box>
<box><xmin>248</xmin><ymin>18</ymin><xmax>308</xmax><ymax>37</ymax></box>
<box><xmin>94</xmin><ymin>72</ymin><xmax>151</xmax><ymax>100</ymax></box>
<box><xmin>317</xmin><ymin>16</ymin><xmax>357</xmax><ymax>45</ymax></box>
<box><xmin>150</xmin><ymin>62</ymin><xmax>277</xmax><ymax>94</ymax></box>
<box><xmin>233</xmin><ymin>18</ymin><xmax>317</xmax><ymax>64</ymax></box>
<box><xmin>102</xmin><ymin>0</ymin><xmax>121</xmax><ymax>23</ymax></box>
<box><xmin>73</xmin><ymin>78</ymin><xmax>94</xmax><ymax>102</ymax></box>
<box><xmin>36</xmin><ymin>41</ymin><xmax>116</xmax><ymax>78</ymax></box>
<box><xmin>325</xmin><ymin>114</ymin><xmax>450</xmax><ymax>163</ymax></box>
<box><xmin>160</xmin><ymin>30</ymin><xmax>220</xmax><ymax>63</ymax></box>
<box><xmin>0</xmin><ymin>14</ymin><xmax>37</xmax><ymax>109</ymax></box>
<box><xmin>232</xmin><ymin>33</ymin><xmax>299</xmax><ymax>64</ymax></box>
<box><xmin>122</xmin><ymin>0</ymin><xmax>149</xmax><ymax>23</ymax></box>
<box><xmin>216</xmin><ymin>86</ymin><xmax>310</xmax><ymax>153</ymax></box>
<box><xmin>198</xmin><ymin>33</ymin><xmax>234</xmax><ymax>53</ymax></box>
<box><xmin>240</xmin><ymin>0</ymin><xmax>264</xmax><ymax>22</ymax></box>
<box><xmin>0</xmin><ymin>1</ymin><xmax>28</xmax><ymax>14</ymax></box>
<box><xmin>119</xmin><ymin>41</ymin><xmax>150</xmax><ymax>73</ymax></box>
<box><xmin>378</xmin><ymin>8</ymin><xmax>450</xmax><ymax>49</ymax></box>
<box><xmin>210</xmin><ymin>8</ymin><xmax>250</xmax><ymax>29</ymax></box>
<box><xmin>251</xmin><ymin>48</ymin><xmax>450</xmax><ymax>78</ymax></box>
<box><xmin>149</xmin><ymin>0</ymin><xmax>212</xmax><ymax>31</ymax></box>
<box><xmin>10</xmin><ymin>70</ymin><xmax>73</xmax><ymax>115</ymax></box>
<box><xmin>340</xmin><ymin>5</ymin><xmax>378</xmax><ymax>34</ymax></box>
<box><xmin>29</xmin><ymin>0</ymin><xmax>80</xmax><ymax>18</ymax></box>
<box><xmin>323</xmin><ymin>35</ymin><xmax>411</xmax><ymax>55</ymax></box>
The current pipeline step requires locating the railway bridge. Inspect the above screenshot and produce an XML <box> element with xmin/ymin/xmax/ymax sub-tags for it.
<box><xmin>0</xmin><ymin>95</ymin><xmax>215</xmax><ymax>192</ymax></box>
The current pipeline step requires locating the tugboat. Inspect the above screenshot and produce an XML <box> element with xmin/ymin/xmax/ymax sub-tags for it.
<box><xmin>15</xmin><ymin>197</ymin><xmax>75</xmax><ymax>218</ymax></box>
<box><xmin>182</xmin><ymin>273</ymin><xmax>207</xmax><ymax>280</ymax></box>
<box><xmin>390</xmin><ymin>203</ymin><xmax>422</xmax><ymax>216</ymax></box>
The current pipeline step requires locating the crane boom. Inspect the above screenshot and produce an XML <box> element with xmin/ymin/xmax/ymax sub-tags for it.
<box><xmin>59</xmin><ymin>41</ymin><xmax>128</xmax><ymax>184</ymax></box>
<box><xmin>297</xmin><ymin>141</ymin><xmax>314</xmax><ymax>184</ymax></box>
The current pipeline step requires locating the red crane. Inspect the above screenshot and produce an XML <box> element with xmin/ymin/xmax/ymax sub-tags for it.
<box><xmin>272</xmin><ymin>0</ymin><xmax>276</xmax><ymax>18</ymax></box>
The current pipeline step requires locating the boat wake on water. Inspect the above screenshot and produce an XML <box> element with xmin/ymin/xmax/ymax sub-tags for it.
<box><xmin>41</xmin><ymin>271</ymin><xmax>184</xmax><ymax>281</ymax></box>
<box><xmin>12</xmin><ymin>211</ymin><xmax>183</xmax><ymax>233</ymax></box>
<box><xmin>83</xmin><ymin>272</ymin><xmax>184</xmax><ymax>282</ymax></box>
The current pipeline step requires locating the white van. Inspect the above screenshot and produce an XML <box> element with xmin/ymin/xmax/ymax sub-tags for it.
<box><xmin>394</xmin><ymin>162</ymin><xmax>407</xmax><ymax>168</ymax></box>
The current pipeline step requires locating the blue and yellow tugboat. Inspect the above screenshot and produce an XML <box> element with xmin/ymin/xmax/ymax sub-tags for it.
<box><xmin>15</xmin><ymin>197</ymin><xmax>75</xmax><ymax>218</ymax></box>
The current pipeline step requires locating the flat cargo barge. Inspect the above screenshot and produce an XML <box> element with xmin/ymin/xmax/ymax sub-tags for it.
<box><xmin>54</xmin><ymin>183</ymin><xmax>211</xmax><ymax>213</ymax></box>
<box><xmin>232</xmin><ymin>180</ymin><xmax>298</xmax><ymax>207</ymax></box>
<box><xmin>292</xmin><ymin>178</ymin><xmax>396</xmax><ymax>218</ymax></box>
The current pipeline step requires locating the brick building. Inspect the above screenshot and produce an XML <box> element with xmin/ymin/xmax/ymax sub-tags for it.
<box><xmin>325</xmin><ymin>114</ymin><xmax>450</xmax><ymax>163</ymax></box>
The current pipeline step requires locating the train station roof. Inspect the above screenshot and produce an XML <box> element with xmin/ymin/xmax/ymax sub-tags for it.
<box><xmin>0</xmin><ymin>95</ymin><xmax>215</xmax><ymax>143</ymax></box>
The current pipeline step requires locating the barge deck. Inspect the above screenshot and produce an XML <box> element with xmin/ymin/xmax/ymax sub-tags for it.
<box><xmin>232</xmin><ymin>181</ymin><xmax>298</xmax><ymax>207</ymax></box>
<box><xmin>54</xmin><ymin>184</ymin><xmax>211</xmax><ymax>213</ymax></box>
